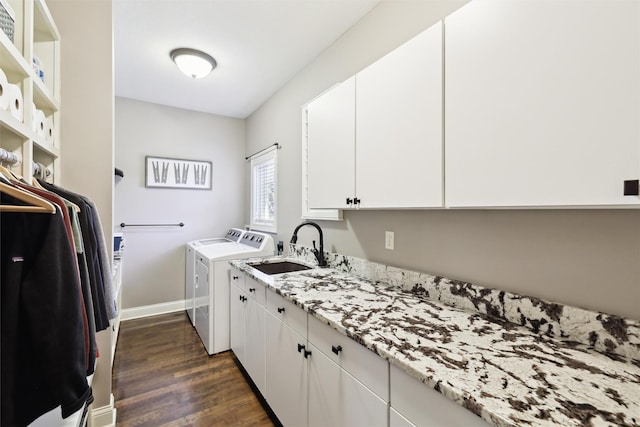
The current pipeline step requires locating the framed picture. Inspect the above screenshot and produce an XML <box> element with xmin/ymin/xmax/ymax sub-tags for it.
<box><xmin>145</xmin><ymin>156</ymin><xmax>212</xmax><ymax>190</ymax></box>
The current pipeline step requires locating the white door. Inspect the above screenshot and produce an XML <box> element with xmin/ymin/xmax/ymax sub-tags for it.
<box><xmin>355</xmin><ymin>22</ymin><xmax>444</xmax><ymax>208</ymax></box>
<box><xmin>265</xmin><ymin>312</ymin><xmax>308</xmax><ymax>427</ymax></box>
<box><xmin>307</xmin><ymin>76</ymin><xmax>356</xmax><ymax>209</ymax></box>
<box><xmin>308</xmin><ymin>343</ymin><xmax>387</xmax><ymax>427</ymax></box>
<box><xmin>245</xmin><ymin>297</ymin><xmax>266</xmax><ymax>396</ymax></box>
<box><xmin>445</xmin><ymin>0</ymin><xmax>640</xmax><ymax>207</ymax></box>
<box><xmin>230</xmin><ymin>284</ymin><xmax>246</xmax><ymax>365</ymax></box>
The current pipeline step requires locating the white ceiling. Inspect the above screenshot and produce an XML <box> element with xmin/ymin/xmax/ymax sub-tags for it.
<box><xmin>114</xmin><ymin>0</ymin><xmax>380</xmax><ymax>119</ymax></box>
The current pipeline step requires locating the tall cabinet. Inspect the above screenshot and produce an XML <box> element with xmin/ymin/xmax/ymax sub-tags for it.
<box><xmin>306</xmin><ymin>21</ymin><xmax>444</xmax><ymax>210</ymax></box>
<box><xmin>1</xmin><ymin>0</ymin><xmax>60</xmax><ymax>183</ymax></box>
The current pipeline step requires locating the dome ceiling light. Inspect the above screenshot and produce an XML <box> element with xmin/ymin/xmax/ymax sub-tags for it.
<box><xmin>170</xmin><ymin>48</ymin><xmax>217</xmax><ymax>79</ymax></box>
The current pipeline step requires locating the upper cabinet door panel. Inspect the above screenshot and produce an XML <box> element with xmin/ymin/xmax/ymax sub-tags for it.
<box><xmin>445</xmin><ymin>0</ymin><xmax>640</xmax><ymax>207</ymax></box>
<box><xmin>307</xmin><ymin>76</ymin><xmax>356</xmax><ymax>209</ymax></box>
<box><xmin>356</xmin><ymin>21</ymin><xmax>443</xmax><ymax>208</ymax></box>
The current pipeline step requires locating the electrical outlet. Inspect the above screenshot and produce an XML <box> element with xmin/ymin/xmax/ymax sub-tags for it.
<box><xmin>385</xmin><ymin>231</ymin><xmax>394</xmax><ymax>250</ymax></box>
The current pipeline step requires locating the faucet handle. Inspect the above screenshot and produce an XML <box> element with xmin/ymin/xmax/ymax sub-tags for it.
<box><xmin>312</xmin><ymin>240</ymin><xmax>317</xmax><ymax>252</ymax></box>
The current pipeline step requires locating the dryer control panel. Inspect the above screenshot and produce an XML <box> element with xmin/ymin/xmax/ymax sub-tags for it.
<box><xmin>241</xmin><ymin>231</ymin><xmax>274</xmax><ymax>252</ymax></box>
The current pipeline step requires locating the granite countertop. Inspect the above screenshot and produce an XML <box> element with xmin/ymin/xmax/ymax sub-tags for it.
<box><xmin>231</xmin><ymin>256</ymin><xmax>640</xmax><ymax>427</ymax></box>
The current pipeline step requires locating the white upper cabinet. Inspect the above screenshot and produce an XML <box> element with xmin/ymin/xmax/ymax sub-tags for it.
<box><xmin>306</xmin><ymin>76</ymin><xmax>356</xmax><ymax>209</ymax></box>
<box><xmin>444</xmin><ymin>0</ymin><xmax>640</xmax><ymax>207</ymax></box>
<box><xmin>356</xmin><ymin>21</ymin><xmax>443</xmax><ymax>208</ymax></box>
<box><xmin>306</xmin><ymin>21</ymin><xmax>444</xmax><ymax>210</ymax></box>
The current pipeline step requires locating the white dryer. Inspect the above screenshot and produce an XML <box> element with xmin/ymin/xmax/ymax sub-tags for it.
<box><xmin>185</xmin><ymin>228</ymin><xmax>245</xmax><ymax>324</ymax></box>
<box><xmin>194</xmin><ymin>231</ymin><xmax>274</xmax><ymax>355</ymax></box>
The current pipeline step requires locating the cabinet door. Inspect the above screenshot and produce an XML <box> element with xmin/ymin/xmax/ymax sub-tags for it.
<box><xmin>265</xmin><ymin>312</ymin><xmax>308</xmax><ymax>427</ymax></box>
<box><xmin>390</xmin><ymin>408</ymin><xmax>414</xmax><ymax>427</ymax></box>
<box><xmin>390</xmin><ymin>364</ymin><xmax>489</xmax><ymax>426</ymax></box>
<box><xmin>355</xmin><ymin>22</ymin><xmax>444</xmax><ymax>208</ymax></box>
<box><xmin>308</xmin><ymin>313</ymin><xmax>388</xmax><ymax>401</ymax></box>
<box><xmin>307</xmin><ymin>76</ymin><xmax>356</xmax><ymax>209</ymax></box>
<box><xmin>445</xmin><ymin>0</ymin><xmax>640</xmax><ymax>207</ymax></box>
<box><xmin>245</xmin><ymin>297</ymin><xmax>266</xmax><ymax>396</ymax></box>
<box><xmin>308</xmin><ymin>343</ymin><xmax>387</xmax><ymax>427</ymax></box>
<box><xmin>230</xmin><ymin>284</ymin><xmax>246</xmax><ymax>364</ymax></box>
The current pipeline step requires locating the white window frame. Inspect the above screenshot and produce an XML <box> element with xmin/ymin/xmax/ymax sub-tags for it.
<box><xmin>250</xmin><ymin>146</ymin><xmax>277</xmax><ymax>233</ymax></box>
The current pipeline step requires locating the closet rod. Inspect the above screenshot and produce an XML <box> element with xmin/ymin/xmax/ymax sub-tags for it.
<box><xmin>245</xmin><ymin>142</ymin><xmax>280</xmax><ymax>160</ymax></box>
<box><xmin>120</xmin><ymin>222</ymin><xmax>184</xmax><ymax>228</ymax></box>
<box><xmin>0</xmin><ymin>148</ymin><xmax>20</xmax><ymax>165</ymax></box>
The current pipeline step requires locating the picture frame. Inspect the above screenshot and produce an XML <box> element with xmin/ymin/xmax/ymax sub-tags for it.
<box><xmin>145</xmin><ymin>156</ymin><xmax>212</xmax><ymax>190</ymax></box>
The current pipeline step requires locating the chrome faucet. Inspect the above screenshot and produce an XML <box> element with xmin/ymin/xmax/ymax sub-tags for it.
<box><xmin>290</xmin><ymin>221</ymin><xmax>326</xmax><ymax>267</ymax></box>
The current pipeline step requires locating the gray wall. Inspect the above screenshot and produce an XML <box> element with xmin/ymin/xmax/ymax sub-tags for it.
<box><xmin>115</xmin><ymin>97</ymin><xmax>245</xmax><ymax>309</ymax></box>
<box><xmin>245</xmin><ymin>0</ymin><xmax>640</xmax><ymax>320</ymax></box>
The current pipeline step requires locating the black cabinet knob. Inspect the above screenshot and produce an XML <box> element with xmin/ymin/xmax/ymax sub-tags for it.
<box><xmin>331</xmin><ymin>345</ymin><xmax>343</xmax><ymax>355</ymax></box>
<box><xmin>304</xmin><ymin>349</ymin><xmax>312</xmax><ymax>359</ymax></box>
<box><xmin>277</xmin><ymin>307</ymin><xmax>285</xmax><ymax>313</ymax></box>
<box><xmin>232</xmin><ymin>276</ymin><xmax>239</xmax><ymax>280</ymax></box>
<box><xmin>297</xmin><ymin>343</ymin><xmax>305</xmax><ymax>353</ymax></box>
<box><xmin>249</xmin><ymin>288</ymin><xmax>255</xmax><ymax>293</ymax></box>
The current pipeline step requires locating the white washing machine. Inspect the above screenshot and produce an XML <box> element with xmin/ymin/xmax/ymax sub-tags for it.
<box><xmin>194</xmin><ymin>231</ymin><xmax>274</xmax><ymax>355</ymax></box>
<box><xmin>185</xmin><ymin>228</ymin><xmax>245</xmax><ymax>324</ymax></box>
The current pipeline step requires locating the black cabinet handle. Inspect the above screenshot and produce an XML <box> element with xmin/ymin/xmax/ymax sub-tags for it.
<box><xmin>249</xmin><ymin>288</ymin><xmax>256</xmax><ymax>293</ymax></box>
<box><xmin>239</xmin><ymin>295</ymin><xmax>247</xmax><ymax>302</ymax></box>
<box><xmin>277</xmin><ymin>307</ymin><xmax>285</xmax><ymax>313</ymax></box>
<box><xmin>353</xmin><ymin>197</ymin><xmax>361</xmax><ymax>205</ymax></box>
<box><xmin>304</xmin><ymin>349</ymin><xmax>312</xmax><ymax>359</ymax></box>
<box><xmin>346</xmin><ymin>197</ymin><xmax>353</xmax><ymax>205</ymax></box>
<box><xmin>624</xmin><ymin>179</ymin><xmax>639</xmax><ymax>196</ymax></box>
<box><xmin>297</xmin><ymin>343</ymin><xmax>305</xmax><ymax>353</ymax></box>
<box><xmin>331</xmin><ymin>345</ymin><xmax>343</xmax><ymax>355</ymax></box>
<box><xmin>232</xmin><ymin>276</ymin><xmax>239</xmax><ymax>280</ymax></box>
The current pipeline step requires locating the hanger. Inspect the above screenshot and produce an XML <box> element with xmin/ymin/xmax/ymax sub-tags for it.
<box><xmin>0</xmin><ymin>164</ymin><xmax>20</xmax><ymax>181</ymax></box>
<box><xmin>0</xmin><ymin>179</ymin><xmax>56</xmax><ymax>213</ymax></box>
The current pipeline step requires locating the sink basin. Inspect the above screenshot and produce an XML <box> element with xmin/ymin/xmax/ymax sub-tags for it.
<box><xmin>250</xmin><ymin>261</ymin><xmax>312</xmax><ymax>275</ymax></box>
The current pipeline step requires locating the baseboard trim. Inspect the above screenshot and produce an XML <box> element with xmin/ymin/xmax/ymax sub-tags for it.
<box><xmin>121</xmin><ymin>299</ymin><xmax>186</xmax><ymax>321</ymax></box>
<box><xmin>90</xmin><ymin>393</ymin><xmax>116</xmax><ymax>427</ymax></box>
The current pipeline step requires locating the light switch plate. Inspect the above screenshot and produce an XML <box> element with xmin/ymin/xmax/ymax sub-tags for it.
<box><xmin>385</xmin><ymin>231</ymin><xmax>394</xmax><ymax>250</ymax></box>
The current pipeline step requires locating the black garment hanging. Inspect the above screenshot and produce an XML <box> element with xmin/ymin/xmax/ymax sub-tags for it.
<box><xmin>1</xmin><ymin>191</ymin><xmax>93</xmax><ymax>426</ymax></box>
<box><xmin>39</xmin><ymin>181</ymin><xmax>110</xmax><ymax>331</ymax></box>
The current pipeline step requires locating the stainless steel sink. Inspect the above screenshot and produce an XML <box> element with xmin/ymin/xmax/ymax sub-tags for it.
<box><xmin>250</xmin><ymin>261</ymin><xmax>312</xmax><ymax>275</ymax></box>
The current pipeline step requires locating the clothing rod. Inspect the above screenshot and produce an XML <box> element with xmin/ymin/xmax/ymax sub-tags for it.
<box><xmin>245</xmin><ymin>142</ymin><xmax>280</xmax><ymax>160</ymax></box>
<box><xmin>120</xmin><ymin>222</ymin><xmax>184</xmax><ymax>228</ymax></box>
<box><xmin>0</xmin><ymin>148</ymin><xmax>20</xmax><ymax>166</ymax></box>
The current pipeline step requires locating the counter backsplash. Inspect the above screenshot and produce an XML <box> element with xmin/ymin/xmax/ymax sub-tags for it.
<box><xmin>289</xmin><ymin>244</ymin><xmax>639</xmax><ymax>362</ymax></box>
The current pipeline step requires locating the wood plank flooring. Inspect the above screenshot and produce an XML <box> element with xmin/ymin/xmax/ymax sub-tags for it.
<box><xmin>112</xmin><ymin>312</ymin><xmax>275</xmax><ymax>426</ymax></box>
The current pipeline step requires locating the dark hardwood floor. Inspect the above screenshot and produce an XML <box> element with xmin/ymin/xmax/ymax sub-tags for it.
<box><xmin>112</xmin><ymin>312</ymin><xmax>275</xmax><ymax>426</ymax></box>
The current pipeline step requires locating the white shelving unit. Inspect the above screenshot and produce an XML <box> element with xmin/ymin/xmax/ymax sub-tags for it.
<box><xmin>1</xmin><ymin>0</ymin><xmax>60</xmax><ymax>183</ymax></box>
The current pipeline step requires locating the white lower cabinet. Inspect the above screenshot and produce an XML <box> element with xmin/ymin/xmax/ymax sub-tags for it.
<box><xmin>308</xmin><ymin>342</ymin><xmax>387</xmax><ymax>427</ymax></box>
<box><xmin>244</xmin><ymin>277</ymin><xmax>267</xmax><ymax>396</ymax></box>
<box><xmin>389</xmin><ymin>408</ymin><xmax>413</xmax><ymax>427</ymax></box>
<box><xmin>265</xmin><ymin>309</ymin><xmax>308</xmax><ymax>427</ymax></box>
<box><xmin>230</xmin><ymin>284</ymin><xmax>246</xmax><ymax>365</ymax></box>
<box><xmin>232</xmin><ymin>273</ymin><xmax>487</xmax><ymax>426</ymax></box>
<box><xmin>390</xmin><ymin>364</ymin><xmax>489</xmax><ymax>426</ymax></box>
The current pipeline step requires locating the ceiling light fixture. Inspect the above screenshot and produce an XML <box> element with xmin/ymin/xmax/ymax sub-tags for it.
<box><xmin>170</xmin><ymin>48</ymin><xmax>217</xmax><ymax>79</ymax></box>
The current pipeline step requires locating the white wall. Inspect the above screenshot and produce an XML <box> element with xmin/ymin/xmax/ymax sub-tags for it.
<box><xmin>245</xmin><ymin>0</ymin><xmax>640</xmax><ymax>320</ymax></box>
<box><xmin>115</xmin><ymin>97</ymin><xmax>245</xmax><ymax>309</ymax></box>
<box><xmin>48</xmin><ymin>0</ymin><xmax>115</xmax><ymax>412</ymax></box>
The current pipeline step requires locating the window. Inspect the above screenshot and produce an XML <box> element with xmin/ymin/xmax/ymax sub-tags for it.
<box><xmin>250</xmin><ymin>147</ymin><xmax>277</xmax><ymax>233</ymax></box>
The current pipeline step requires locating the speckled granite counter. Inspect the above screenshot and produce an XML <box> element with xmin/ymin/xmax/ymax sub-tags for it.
<box><xmin>230</xmin><ymin>250</ymin><xmax>639</xmax><ymax>427</ymax></box>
